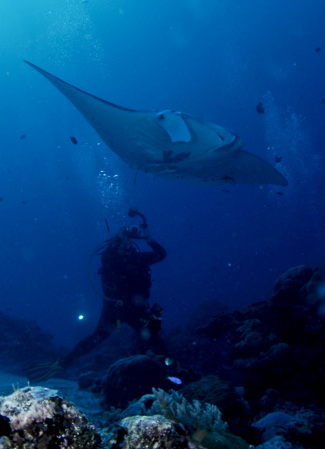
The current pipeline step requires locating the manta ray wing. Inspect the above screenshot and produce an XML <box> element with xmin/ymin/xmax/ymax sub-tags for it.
<box><xmin>24</xmin><ymin>60</ymin><xmax>169</xmax><ymax>170</ymax></box>
<box><xmin>24</xmin><ymin>61</ymin><xmax>288</xmax><ymax>186</ymax></box>
<box><xmin>205</xmin><ymin>150</ymin><xmax>288</xmax><ymax>185</ymax></box>
<box><xmin>149</xmin><ymin>150</ymin><xmax>288</xmax><ymax>185</ymax></box>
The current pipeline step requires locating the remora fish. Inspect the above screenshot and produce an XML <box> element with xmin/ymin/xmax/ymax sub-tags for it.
<box><xmin>24</xmin><ymin>61</ymin><xmax>288</xmax><ymax>186</ymax></box>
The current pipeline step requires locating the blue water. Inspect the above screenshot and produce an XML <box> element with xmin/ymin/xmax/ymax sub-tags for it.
<box><xmin>1</xmin><ymin>0</ymin><xmax>324</xmax><ymax>349</ymax></box>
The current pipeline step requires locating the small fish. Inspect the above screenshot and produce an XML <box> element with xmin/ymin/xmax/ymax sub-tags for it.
<box><xmin>256</xmin><ymin>102</ymin><xmax>264</xmax><ymax>114</ymax></box>
<box><xmin>20</xmin><ymin>134</ymin><xmax>26</xmax><ymax>140</ymax></box>
<box><xmin>276</xmin><ymin>191</ymin><xmax>284</xmax><ymax>196</ymax></box>
<box><xmin>167</xmin><ymin>376</ymin><xmax>182</xmax><ymax>385</ymax></box>
<box><xmin>164</xmin><ymin>357</ymin><xmax>174</xmax><ymax>366</ymax></box>
<box><xmin>315</xmin><ymin>47</ymin><xmax>321</xmax><ymax>52</ymax></box>
<box><xmin>0</xmin><ymin>197</ymin><xmax>3</xmax><ymax>202</ymax></box>
<box><xmin>321</xmin><ymin>99</ymin><xmax>325</xmax><ymax>105</ymax></box>
<box><xmin>70</xmin><ymin>136</ymin><xmax>78</xmax><ymax>144</ymax></box>
<box><xmin>275</xmin><ymin>156</ymin><xmax>282</xmax><ymax>163</ymax></box>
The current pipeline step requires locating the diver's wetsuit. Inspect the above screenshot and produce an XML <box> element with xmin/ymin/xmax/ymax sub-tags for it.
<box><xmin>62</xmin><ymin>236</ymin><xmax>166</xmax><ymax>366</ymax></box>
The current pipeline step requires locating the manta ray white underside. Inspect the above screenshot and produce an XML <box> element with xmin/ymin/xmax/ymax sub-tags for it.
<box><xmin>25</xmin><ymin>61</ymin><xmax>288</xmax><ymax>186</ymax></box>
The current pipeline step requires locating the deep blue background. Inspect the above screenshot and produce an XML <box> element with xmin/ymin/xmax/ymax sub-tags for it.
<box><xmin>1</xmin><ymin>0</ymin><xmax>324</xmax><ymax>349</ymax></box>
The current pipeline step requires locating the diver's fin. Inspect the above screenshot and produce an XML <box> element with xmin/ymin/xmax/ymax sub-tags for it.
<box><xmin>25</xmin><ymin>360</ymin><xmax>64</xmax><ymax>383</ymax></box>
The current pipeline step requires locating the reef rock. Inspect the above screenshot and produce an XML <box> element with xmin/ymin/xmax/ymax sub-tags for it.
<box><xmin>0</xmin><ymin>311</ymin><xmax>58</xmax><ymax>375</ymax></box>
<box><xmin>256</xmin><ymin>435</ymin><xmax>293</xmax><ymax>448</ymax></box>
<box><xmin>197</xmin><ymin>265</ymin><xmax>325</xmax><ymax>407</ymax></box>
<box><xmin>115</xmin><ymin>415</ymin><xmax>190</xmax><ymax>449</ymax></box>
<box><xmin>102</xmin><ymin>355</ymin><xmax>170</xmax><ymax>408</ymax></box>
<box><xmin>272</xmin><ymin>265</ymin><xmax>313</xmax><ymax>298</ymax></box>
<box><xmin>252</xmin><ymin>411</ymin><xmax>294</xmax><ymax>442</ymax></box>
<box><xmin>0</xmin><ymin>386</ymin><xmax>102</xmax><ymax>448</ymax></box>
<box><xmin>286</xmin><ymin>406</ymin><xmax>325</xmax><ymax>448</ymax></box>
<box><xmin>112</xmin><ymin>413</ymin><xmax>251</xmax><ymax>449</ymax></box>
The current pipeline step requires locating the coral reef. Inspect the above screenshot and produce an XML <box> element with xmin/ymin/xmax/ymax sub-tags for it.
<box><xmin>149</xmin><ymin>389</ymin><xmax>251</xmax><ymax>449</ymax></box>
<box><xmin>197</xmin><ymin>265</ymin><xmax>325</xmax><ymax>408</ymax></box>
<box><xmin>2</xmin><ymin>263</ymin><xmax>325</xmax><ymax>449</ymax></box>
<box><xmin>286</xmin><ymin>406</ymin><xmax>325</xmax><ymax>448</ymax></box>
<box><xmin>0</xmin><ymin>386</ymin><xmax>102</xmax><ymax>448</ymax></box>
<box><xmin>179</xmin><ymin>375</ymin><xmax>250</xmax><ymax>433</ymax></box>
<box><xmin>251</xmin><ymin>406</ymin><xmax>325</xmax><ymax>449</ymax></box>
<box><xmin>256</xmin><ymin>435</ymin><xmax>293</xmax><ymax>448</ymax></box>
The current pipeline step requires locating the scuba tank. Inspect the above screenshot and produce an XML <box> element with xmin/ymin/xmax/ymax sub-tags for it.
<box><xmin>87</xmin><ymin>207</ymin><xmax>148</xmax><ymax>301</ymax></box>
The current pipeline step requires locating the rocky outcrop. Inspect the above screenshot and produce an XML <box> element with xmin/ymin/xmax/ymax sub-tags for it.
<box><xmin>197</xmin><ymin>265</ymin><xmax>325</xmax><ymax>408</ymax></box>
<box><xmin>112</xmin><ymin>405</ymin><xmax>250</xmax><ymax>449</ymax></box>
<box><xmin>101</xmin><ymin>355</ymin><xmax>170</xmax><ymax>408</ymax></box>
<box><xmin>0</xmin><ymin>386</ymin><xmax>102</xmax><ymax>448</ymax></box>
<box><xmin>114</xmin><ymin>415</ymin><xmax>190</xmax><ymax>449</ymax></box>
<box><xmin>0</xmin><ymin>312</ymin><xmax>58</xmax><ymax>375</ymax></box>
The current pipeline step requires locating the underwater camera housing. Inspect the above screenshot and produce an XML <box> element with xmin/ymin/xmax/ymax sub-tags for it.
<box><xmin>121</xmin><ymin>208</ymin><xmax>148</xmax><ymax>239</ymax></box>
<box><xmin>122</xmin><ymin>226</ymin><xmax>143</xmax><ymax>239</ymax></box>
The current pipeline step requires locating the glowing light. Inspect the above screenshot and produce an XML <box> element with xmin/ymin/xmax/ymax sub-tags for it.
<box><xmin>78</xmin><ymin>315</ymin><xmax>84</xmax><ymax>320</ymax></box>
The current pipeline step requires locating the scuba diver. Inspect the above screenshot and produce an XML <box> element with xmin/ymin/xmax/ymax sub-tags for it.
<box><xmin>62</xmin><ymin>207</ymin><xmax>167</xmax><ymax>365</ymax></box>
<box><xmin>26</xmin><ymin>208</ymin><xmax>167</xmax><ymax>382</ymax></box>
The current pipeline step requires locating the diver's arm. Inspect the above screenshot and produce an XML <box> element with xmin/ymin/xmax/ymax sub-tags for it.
<box><xmin>142</xmin><ymin>238</ymin><xmax>167</xmax><ymax>265</ymax></box>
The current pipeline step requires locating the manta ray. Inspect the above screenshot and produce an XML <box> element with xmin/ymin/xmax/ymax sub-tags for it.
<box><xmin>24</xmin><ymin>61</ymin><xmax>288</xmax><ymax>186</ymax></box>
